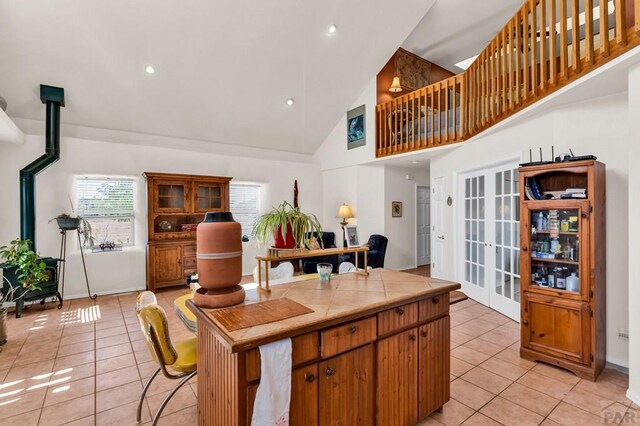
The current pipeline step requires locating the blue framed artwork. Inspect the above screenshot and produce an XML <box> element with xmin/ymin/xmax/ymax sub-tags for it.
<box><xmin>347</xmin><ymin>104</ymin><xmax>366</xmax><ymax>149</ymax></box>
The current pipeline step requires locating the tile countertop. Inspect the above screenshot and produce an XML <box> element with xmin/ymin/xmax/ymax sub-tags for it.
<box><xmin>187</xmin><ymin>268</ymin><xmax>461</xmax><ymax>352</ymax></box>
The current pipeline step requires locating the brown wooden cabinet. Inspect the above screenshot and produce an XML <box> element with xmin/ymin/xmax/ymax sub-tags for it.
<box><xmin>519</xmin><ymin>160</ymin><xmax>605</xmax><ymax>380</ymax></box>
<box><xmin>144</xmin><ymin>172</ymin><xmax>232</xmax><ymax>292</ymax></box>
<box><xmin>419</xmin><ymin>316</ymin><xmax>450</xmax><ymax>417</ymax></box>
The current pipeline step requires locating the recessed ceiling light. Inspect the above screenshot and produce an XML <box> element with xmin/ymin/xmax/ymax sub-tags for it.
<box><xmin>328</xmin><ymin>24</ymin><xmax>338</xmax><ymax>34</ymax></box>
<box><xmin>145</xmin><ymin>65</ymin><xmax>155</xmax><ymax>74</ymax></box>
<box><xmin>286</xmin><ymin>98</ymin><xmax>294</xmax><ymax>106</ymax></box>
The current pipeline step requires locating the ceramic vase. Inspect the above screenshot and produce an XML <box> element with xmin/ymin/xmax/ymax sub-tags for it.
<box><xmin>193</xmin><ymin>212</ymin><xmax>245</xmax><ymax>308</ymax></box>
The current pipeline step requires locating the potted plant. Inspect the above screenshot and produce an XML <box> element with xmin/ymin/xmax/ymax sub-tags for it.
<box><xmin>252</xmin><ymin>201</ymin><xmax>322</xmax><ymax>249</ymax></box>
<box><xmin>0</xmin><ymin>239</ymin><xmax>47</xmax><ymax>343</ymax></box>
<box><xmin>50</xmin><ymin>213</ymin><xmax>94</xmax><ymax>247</ymax></box>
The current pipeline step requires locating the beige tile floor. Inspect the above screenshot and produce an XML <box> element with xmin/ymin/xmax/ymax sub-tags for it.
<box><xmin>0</xmin><ymin>278</ymin><xmax>635</xmax><ymax>425</ymax></box>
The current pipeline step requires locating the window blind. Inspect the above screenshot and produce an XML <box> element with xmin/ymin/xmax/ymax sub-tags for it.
<box><xmin>230</xmin><ymin>184</ymin><xmax>260</xmax><ymax>236</ymax></box>
<box><xmin>76</xmin><ymin>178</ymin><xmax>135</xmax><ymax>246</ymax></box>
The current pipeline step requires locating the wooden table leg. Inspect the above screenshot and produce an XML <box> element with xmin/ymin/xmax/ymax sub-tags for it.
<box><xmin>364</xmin><ymin>251</ymin><xmax>368</xmax><ymax>275</ymax></box>
<box><xmin>355</xmin><ymin>251</ymin><xmax>359</xmax><ymax>270</ymax></box>
<box><xmin>257</xmin><ymin>259</ymin><xmax>262</xmax><ymax>289</ymax></box>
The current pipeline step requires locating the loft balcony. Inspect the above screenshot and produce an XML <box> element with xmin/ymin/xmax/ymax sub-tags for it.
<box><xmin>376</xmin><ymin>0</ymin><xmax>640</xmax><ymax>158</ymax></box>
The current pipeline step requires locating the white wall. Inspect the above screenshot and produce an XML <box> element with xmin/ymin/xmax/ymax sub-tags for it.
<box><xmin>0</xmin><ymin>135</ymin><xmax>323</xmax><ymax>297</ymax></box>
<box><xmin>430</xmin><ymin>92</ymin><xmax>630</xmax><ymax>367</ymax></box>
<box><xmin>627</xmin><ymin>65</ymin><xmax>640</xmax><ymax>403</ymax></box>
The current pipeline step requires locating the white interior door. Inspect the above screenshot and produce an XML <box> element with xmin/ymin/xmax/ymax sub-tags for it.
<box><xmin>417</xmin><ymin>186</ymin><xmax>430</xmax><ymax>266</ymax></box>
<box><xmin>432</xmin><ymin>177</ymin><xmax>445</xmax><ymax>277</ymax></box>
<box><xmin>458</xmin><ymin>163</ymin><xmax>521</xmax><ymax>320</ymax></box>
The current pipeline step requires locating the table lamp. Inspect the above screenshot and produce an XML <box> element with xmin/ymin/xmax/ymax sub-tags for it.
<box><xmin>336</xmin><ymin>204</ymin><xmax>354</xmax><ymax>248</ymax></box>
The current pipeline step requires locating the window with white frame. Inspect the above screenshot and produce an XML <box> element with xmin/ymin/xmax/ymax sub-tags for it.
<box><xmin>76</xmin><ymin>178</ymin><xmax>135</xmax><ymax>247</ymax></box>
<box><xmin>229</xmin><ymin>184</ymin><xmax>260</xmax><ymax>237</ymax></box>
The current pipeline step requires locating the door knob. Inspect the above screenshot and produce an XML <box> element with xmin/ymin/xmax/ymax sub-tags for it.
<box><xmin>421</xmin><ymin>330</ymin><xmax>428</xmax><ymax>338</ymax></box>
<box><xmin>348</xmin><ymin>325</ymin><xmax>357</xmax><ymax>334</ymax></box>
<box><xmin>409</xmin><ymin>334</ymin><xmax>417</xmax><ymax>341</ymax></box>
<box><xmin>304</xmin><ymin>373</ymin><xmax>315</xmax><ymax>383</ymax></box>
<box><xmin>325</xmin><ymin>367</ymin><xmax>334</xmax><ymax>377</ymax></box>
<box><xmin>437</xmin><ymin>235</ymin><xmax>445</xmax><ymax>240</ymax></box>
<box><xmin>396</xmin><ymin>307</ymin><xmax>405</xmax><ymax>316</ymax></box>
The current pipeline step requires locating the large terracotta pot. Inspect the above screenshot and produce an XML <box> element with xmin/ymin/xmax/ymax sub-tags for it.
<box><xmin>193</xmin><ymin>212</ymin><xmax>245</xmax><ymax>308</ymax></box>
<box><xmin>273</xmin><ymin>223</ymin><xmax>296</xmax><ymax>249</ymax></box>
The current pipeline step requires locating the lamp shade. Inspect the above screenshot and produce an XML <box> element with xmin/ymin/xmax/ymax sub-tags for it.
<box><xmin>389</xmin><ymin>76</ymin><xmax>403</xmax><ymax>93</ymax></box>
<box><xmin>336</xmin><ymin>204</ymin><xmax>354</xmax><ymax>219</ymax></box>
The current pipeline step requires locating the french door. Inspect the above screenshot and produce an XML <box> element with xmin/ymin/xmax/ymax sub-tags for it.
<box><xmin>459</xmin><ymin>163</ymin><xmax>521</xmax><ymax>321</ymax></box>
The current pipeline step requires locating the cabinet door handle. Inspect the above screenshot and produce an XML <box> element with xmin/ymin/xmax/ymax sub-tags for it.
<box><xmin>409</xmin><ymin>334</ymin><xmax>417</xmax><ymax>341</ymax></box>
<box><xmin>421</xmin><ymin>330</ymin><xmax>428</xmax><ymax>338</ymax></box>
<box><xmin>522</xmin><ymin>246</ymin><xmax>528</xmax><ymax>252</ymax></box>
<box><xmin>348</xmin><ymin>325</ymin><xmax>357</xmax><ymax>334</ymax></box>
<box><xmin>177</xmin><ymin>258</ymin><xmax>182</xmax><ymax>265</ymax></box>
<box><xmin>432</xmin><ymin>297</ymin><xmax>439</xmax><ymax>304</ymax></box>
<box><xmin>304</xmin><ymin>373</ymin><xmax>315</xmax><ymax>383</ymax></box>
<box><xmin>396</xmin><ymin>307</ymin><xmax>405</xmax><ymax>316</ymax></box>
<box><xmin>325</xmin><ymin>367</ymin><xmax>334</xmax><ymax>377</ymax></box>
<box><xmin>522</xmin><ymin>320</ymin><xmax>529</xmax><ymax>325</ymax></box>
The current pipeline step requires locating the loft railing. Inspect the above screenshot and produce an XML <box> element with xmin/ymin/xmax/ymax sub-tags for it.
<box><xmin>376</xmin><ymin>0</ymin><xmax>640</xmax><ymax>158</ymax></box>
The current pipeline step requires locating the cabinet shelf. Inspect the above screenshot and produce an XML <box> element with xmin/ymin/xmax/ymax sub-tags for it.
<box><xmin>534</xmin><ymin>230</ymin><xmax>578</xmax><ymax>235</ymax></box>
<box><xmin>530</xmin><ymin>257</ymin><xmax>579</xmax><ymax>266</ymax></box>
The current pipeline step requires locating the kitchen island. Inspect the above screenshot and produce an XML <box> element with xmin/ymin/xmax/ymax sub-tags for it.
<box><xmin>187</xmin><ymin>268</ymin><xmax>460</xmax><ymax>426</ymax></box>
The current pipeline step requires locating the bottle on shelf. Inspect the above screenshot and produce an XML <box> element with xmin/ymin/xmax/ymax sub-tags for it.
<box><xmin>555</xmin><ymin>268</ymin><xmax>566</xmax><ymax>290</ymax></box>
<box><xmin>563</xmin><ymin>238</ymin><xmax>572</xmax><ymax>260</ymax></box>
<box><xmin>536</xmin><ymin>212</ymin><xmax>545</xmax><ymax>230</ymax></box>
<box><xmin>566</xmin><ymin>272</ymin><xmax>580</xmax><ymax>292</ymax></box>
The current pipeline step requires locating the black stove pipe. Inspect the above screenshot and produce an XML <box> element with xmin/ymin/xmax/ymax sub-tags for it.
<box><xmin>20</xmin><ymin>85</ymin><xmax>65</xmax><ymax>250</ymax></box>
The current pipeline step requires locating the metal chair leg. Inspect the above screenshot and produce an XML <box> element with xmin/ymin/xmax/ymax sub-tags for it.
<box><xmin>151</xmin><ymin>371</ymin><xmax>197</xmax><ymax>426</ymax></box>
<box><xmin>137</xmin><ymin>367</ymin><xmax>161</xmax><ymax>424</ymax></box>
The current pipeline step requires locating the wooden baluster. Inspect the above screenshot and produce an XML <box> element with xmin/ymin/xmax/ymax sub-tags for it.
<box><xmin>489</xmin><ymin>42</ymin><xmax>494</xmax><ymax>119</ymax></box>
<box><xmin>502</xmin><ymin>28</ymin><xmax>507</xmax><ymax>115</ymax></box>
<box><xmin>600</xmin><ymin>0</ymin><xmax>610</xmax><ymax>57</ymax></box>
<box><xmin>452</xmin><ymin>79</ymin><xmax>457</xmax><ymax>141</ymax></box>
<box><xmin>460</xmin><ymin>75</ymin><xmax>466</xmax><ymax>139</ymax></box>
<box><xmin>560</xmin><ymin>0</ymin><xmax>569</xmax><ymax>78</ymax></box>
<box><xmin>615</xmin><ymin>0</ymin><xmax>627</xmax><ymax>46</ymax></box>
<box><xmin>540</xmin><ymin>0</ymin><xmax>547</xmax><ymax>90</ymax></box>
<box><xmin>516</xmin><ymin>11</ymin><xmax>522</xmax><ymax>105</ymax></box>
<box><xmin>442</xmin><ymin>81</ymin><xmax>447</xmax><ymax>143</ymax></box>
<box><xmin>410</xmin><ymin>92</ymin><xmax>415</xmax><ymax>151</ymax></box>
<box><xmin>636</xmin><ymin>0</ymin><xmax>640</xmax><ymax>34</ymax></box>
<box><xmin>571</xmin><ymin>0</ymin><xmax>581</xmax><ymax>72</ymax></box>
<box><xmin>401</xmin><ymin>96</ymin><xmax>406</xmax><ymax>150</ymax></box>
<box><xmin>550</xmin><ymin>0</ymin><xmax>557</xmax><ymax>84</ymax></box>
<box><xmin>376</xmin><ymin>105</ymin><xmax>380</xmax><ymax>156</ymax></box>
<box><xmin>394</xmin><ymin>98</ymin><xmax>398</xmax><ymax>154</ymax></box>
<box><xmin>429</xmin><ymin>86</ymin><xmax>434</xmax><ymax>147</ymax></box>
<box><xmin>523</xmin><ymin>4</ymin><xmax>530</xmax><ymax>100</ymax></box>
<box><xmin>531</xmin><ymin>0</ymin><xmax>538</xmax><ymax>96</ymax></box>
<box><xmin>418</xmin><ymin>89</ymin><xmax>423</xmax><ymax>149</ymax></box>
<box><xmin>585</xmin><ymin>0</ymin><xmax>595</xmax><ymax>65</ymax></box>
<box><xmin>508</xmin><ymin>18</ymin><xmax>514</xmax><ymax>110</ymax></box>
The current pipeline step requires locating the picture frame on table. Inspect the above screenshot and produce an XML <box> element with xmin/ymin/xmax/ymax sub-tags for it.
<box><xmin>392</xmin><ymin>201</ymin><xmax>403</xmax><ymax>217</ymax></box>
<box><xmin>345</xmin><ymin>226</ymin><xmax>360</xmax><ymax>248</ymax></box>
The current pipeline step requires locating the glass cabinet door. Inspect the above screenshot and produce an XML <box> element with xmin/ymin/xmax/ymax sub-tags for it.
<box><xmin>194</xmin><ymin>183</ymin><xmax>225</xmax><ymax>213</ymax></box>
<box><xmin>524</xmin><ymin>203</ymin><xmax>587</xmax><ymax>298</ymax></box>
<box><xmin>155</xmin><ymin>181</ymin><xmax>189</xmax><ymax>213</ymax></box>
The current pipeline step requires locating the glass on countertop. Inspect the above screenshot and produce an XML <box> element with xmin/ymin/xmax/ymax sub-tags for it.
<box><xmin>317</xmin><ymin>263</ymin><xmax>333</xmax><ymax>282</ymax></box>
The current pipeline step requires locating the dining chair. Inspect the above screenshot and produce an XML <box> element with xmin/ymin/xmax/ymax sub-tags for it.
<box><xmin>135</xmin><ymin>291</ymin><xmax>197</xmax><ymax>425</ymax></box>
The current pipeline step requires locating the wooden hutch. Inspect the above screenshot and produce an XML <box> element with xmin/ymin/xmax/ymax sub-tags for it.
<box><xmin>144</xmin><ymin>172</ymin><xmax>232</xmax><ymax>292</ymax></box>
<box><xmin>519</xmin><ymin>160</ymin><xmax>605</xmax><ymax>380</ymax></box>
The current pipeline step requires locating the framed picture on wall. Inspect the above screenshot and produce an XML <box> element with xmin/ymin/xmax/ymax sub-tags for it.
<box><xmin>345</xmin><ymin>226</ymin><xmax>360</xmax><ymax>248</ymax></box>
<box><xmin>347</xmin><ymin>104</ymin><xmax>366</xmax><ymax>150</ymax></box>
<box><xmin>392</xmin><ymin>201</ymin><xmax>403</xmax><ymax>217</ymax></box>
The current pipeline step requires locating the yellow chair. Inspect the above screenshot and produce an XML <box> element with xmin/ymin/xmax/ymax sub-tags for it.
<box><xmin>135</xmin><ymin>291</ymin><xmax>197</xmax><ymax>425</ymax></box>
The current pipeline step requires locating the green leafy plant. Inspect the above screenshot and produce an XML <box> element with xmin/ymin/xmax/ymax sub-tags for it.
<box><xmin>252</xmin><ymin>201</ymin><xmax>322</xmax><ymax>248</ymax></box>
<box><xmin>0</xmin><ymin>239</ymin><xmax>48</xmax><ymax>292</ymax></box>
<box><xmin>50</xmin><ymin>213</ymin><xmax>94</xmax><ymax>247</ymax></box>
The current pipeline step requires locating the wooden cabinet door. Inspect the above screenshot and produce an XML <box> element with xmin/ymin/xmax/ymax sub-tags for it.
<box><xmin>378</xmin><ymin>328</ymin><xmax>418</xmax><ymax>425</ymax></box>
<box><xmin>522</xmin><ymin>292</ymin><xmax>591</xmax><ymax>364</ymax></box>
<box><xmin>154</xmin><ymin>246</ymin><xmax>183</xmax><ymax>282</ymax></box>
<box><xmin>154</xmin><ymin>180</ymin><xmax>190</xmax><ymax>213</ymax></box>
<box><xmin>418</xmin><ymin>316</ymin><xmax>450</xmax><ymax>418</ymax></box>
<box><xmin>290</xmin><ymin>364</ymin><xmax>319</xmax><ymax>426</ymax></box>
<box><xmin>319</xmin><ymin>344</ymin><xmax>375</xmax><ymax>426</ymax></box>
<box><xmin>193</xmin><ymin>182</ymin><xmax>226</xmax><ymax>213</ymax></box>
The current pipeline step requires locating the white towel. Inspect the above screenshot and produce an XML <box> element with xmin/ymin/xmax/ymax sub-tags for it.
<box><xmin>251</xmin><ymin>338</ymin><xmax>292</xmax><ymax>426</ymax></box>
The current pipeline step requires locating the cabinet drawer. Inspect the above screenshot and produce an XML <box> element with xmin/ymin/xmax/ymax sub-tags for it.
<box><xmin>419</xmin><ymin>293</ymin><xmax>449</xmax><ymax>322</ymax></box>
<box><xmin>183</xmin><ymin>256</ymin><xmax>196</xmax><ymax>269</ymax></box>
<box><xmin>378</xmin><ymin>302</ymin><xmax>418</xmax><ymax>335</ymax></box>
<box><xmin>183</xmin><ymin>245</ymin><xmax>197</xmax><ymax>256</ymax></box>
<box><xmin>321</xmin><ymin>317</ymin><xmax>376</xmax><ymax>358</ymax></box>
<box><xmin>246</xmin><ymin>332</ymin><xmax>319</xmax><ymax>382</ymax></box>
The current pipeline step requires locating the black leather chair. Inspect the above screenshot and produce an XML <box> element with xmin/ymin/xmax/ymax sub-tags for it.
<box><xmin>302</xmin><ymin>232</ymin><xmax>338</xmax><ymax>273</ymax></box>
<box><xmin>338</xmin><ymin>234</ymin><xmax>388</xmax><ymax>269</ymax></box>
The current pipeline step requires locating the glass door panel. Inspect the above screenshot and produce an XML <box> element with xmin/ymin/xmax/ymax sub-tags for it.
<box><xmin>528</xmin><ymin>208</ymin><xmax>581</xmax><ymax>294</ymax></box>
<box><xmin>155</xmin><ymin>181</ymin><xmax>188</xmax><ymax>212</ymax></box>
<box><xmin>194</xmin><ymin>183</ymin><xmax>224</xmax><ymax>213</ymax></box>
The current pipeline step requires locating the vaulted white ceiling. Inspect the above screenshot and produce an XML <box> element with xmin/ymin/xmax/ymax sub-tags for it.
<box><xmin>402</xmin><ymin>0</ymin><xmax>523</xmax><ymax>72</ymax></box>
<box><xmin>0</xmin><ymin>0</ymin><xmax>435</xmax><ymax>154</ymax></box>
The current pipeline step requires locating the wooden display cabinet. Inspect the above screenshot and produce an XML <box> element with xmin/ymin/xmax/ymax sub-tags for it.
<box><xmin>144</xmin><ymin>172</ymin><xmax>231</xmax><ymax>292</ymax></box>
<box><xmin>519</xmin><ymin>160</ymin><xmax>605</xmax><ymax>380</ymax></box>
